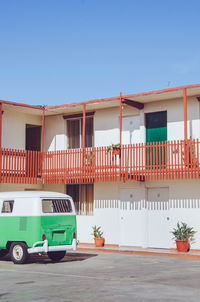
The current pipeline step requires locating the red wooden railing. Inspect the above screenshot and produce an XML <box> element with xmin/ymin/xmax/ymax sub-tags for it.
<box><xmin>42</xmin><ymin>139</ymin><xmax>200</xmax><ymax>184</ymax></box>
<box><xmin>0</xmin><ymin>149</ymin><xmax>42</xmax><ymax>184</ymax></box>
<box><xmin>0</xmin><ymin>140</ymin><xmax>199</xmax><ymax>184</ymax></box>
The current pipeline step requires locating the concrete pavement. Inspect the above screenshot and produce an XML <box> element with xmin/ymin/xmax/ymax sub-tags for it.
<box><xmin>0</xmin><ymin>251</ymin><xmax>200</xmax><ymax>301</ymax></box>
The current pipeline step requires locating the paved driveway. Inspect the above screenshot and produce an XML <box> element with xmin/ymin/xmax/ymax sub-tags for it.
<box><xmin>0</xmin><ymin>251</ymin><xmax>200</xmax><ymax>301</ymax></box>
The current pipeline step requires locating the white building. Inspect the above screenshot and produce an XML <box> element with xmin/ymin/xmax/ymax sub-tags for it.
<box><xmin>1</xmin><ymin>84</ymin><xmax>200</xmax><ymax>249</ymax></box>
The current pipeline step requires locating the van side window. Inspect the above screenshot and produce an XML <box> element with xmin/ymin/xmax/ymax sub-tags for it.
<box><xmin>2</xmin><ymin>200</ymin><xmax>14</xmax><ymax>213</ymax></box>
<box><xmin>42</xmin><ymin>199</ymin><xmax>72</xmax><ymax>213</ymax></box>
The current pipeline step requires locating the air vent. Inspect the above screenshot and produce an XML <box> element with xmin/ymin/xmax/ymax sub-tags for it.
<box><xmin>19</xmin><ymin>217</ymin><xmax>27</xmax><ymax>231</ymax></box>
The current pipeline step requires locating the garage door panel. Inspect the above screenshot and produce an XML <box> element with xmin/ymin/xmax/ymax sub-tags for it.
<box><xmin>147</xmin><ymin>187</ymin><xmax>170</xmax><ymax>248</ymax></box>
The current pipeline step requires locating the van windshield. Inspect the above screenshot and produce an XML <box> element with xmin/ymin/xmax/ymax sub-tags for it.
<box><xmin>42</xmin><ymin>199</ymin><xmax>72</xmax><ymax>213</ymax></box>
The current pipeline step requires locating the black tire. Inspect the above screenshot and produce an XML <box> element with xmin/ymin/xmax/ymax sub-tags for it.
<box><xmin>0</xmin><ymin>249</ymin><xmax>8</xmax><ymax>257</ymax></box>
<box><xmin>47</xmin><ymin>251</ymin><xmax>66</xmax><ymax>262</ymax></box>
<box><xmin>9</xmin><ymin>242</ymin><xmax>29</xmax><ymax>264</ymax></box>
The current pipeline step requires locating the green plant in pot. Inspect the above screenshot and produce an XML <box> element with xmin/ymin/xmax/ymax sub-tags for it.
<box><xmin>172</xmin><ymin>222</ymin><xmax>196</xmax><ymax>252</ymax></box>
<box><xmin>91</xmin><ymin>225</ymin><xmax>105</xmax><ymax>247</ymax></box>
<box><xmin>106</xmin><ymin>143</ymin><xmax>121</xmax><ymax>155</ymax></box>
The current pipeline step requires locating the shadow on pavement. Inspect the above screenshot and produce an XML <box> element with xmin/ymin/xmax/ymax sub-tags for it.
<box><xmin>0</xmin><ymin>252</ymin><xmax>98</xmax><ymax>265</ymax></box>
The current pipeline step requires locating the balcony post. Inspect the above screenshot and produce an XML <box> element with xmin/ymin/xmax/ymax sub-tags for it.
<box><xmin>0</xmin><ymin>103</ymin><xmax>2</xmax><ymax>183</ymax></box>
<box><xmin>0</xmin><ymin>103</ymin><xmax>2</xmax><ymax>148</ymax></box>
<box><xmin>183</xmin><ymin>88</ymin><xmax>189</xmax><ymax>168</ymax></box>
<box><xmin>119</xmin><ymin>93</ymin><xmax>122</xmax><ymax>181</ymax></box>
<box><xmin>42</xmin><ymin>107</ymin><xmax>45</xmax><ymax>153</ymax></box>
<box><xmin>120</xmin><ymin>92</ymin><xmax>122</xmax><ymax>146</ymax></box>
<box><xmin>82</xmin><ymin>104</ymin><xmax>86</xmax><ymax>148</ymax></box>
<box><xmin>183</xmin><ymin>88</ymin><xmax>188</xmax><ymax>141</ymax></box>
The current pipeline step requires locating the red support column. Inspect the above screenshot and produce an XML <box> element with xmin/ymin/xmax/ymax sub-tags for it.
<box><xmin>82</xmin><ymin>104</ymin><xmax>86</xmax><ymax>148</ymax></box>
<box><xmin>0</xmin><ymin>103</ymin><xmax>2</xmax><ymax>148</ymax></box>
<box><xmin>42</xmin><ymin>108</ymin><xmax>45</xmax><ymax>153</ymax></box>
<box><xmin>183</xmin><ymin>88</ymin><xmax>188</xmax><ymax>140</ymax></box>
<box><xmin>120</xmin><ymin>92</ymin><xmax>122</xmax><ymax>146</ymax></box>
<box><xmin>0</xmin><ymin>103</ymin><xmax>2</xmax><ymax>183</ymax></box>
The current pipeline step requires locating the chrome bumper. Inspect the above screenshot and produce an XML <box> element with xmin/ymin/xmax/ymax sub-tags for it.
<box><xmin>27</xmin><ymin>239</ymin><xmax>78</xmax><ymax>254</ymax></box>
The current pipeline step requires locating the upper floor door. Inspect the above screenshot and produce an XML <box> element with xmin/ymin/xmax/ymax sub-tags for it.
<box><xmin>122</xmin><ymin>115</ymin><xmax>140</xmax><ymax>145</ymax></box>
<box><xmin>26</xmin><ymin>124</ymin><xmax>41</xmax><ymax>151</ymax></box>
<box><xmin>146</xmin><ymin>111</ymin><xmax>167</xmax><ymax>143</ymax></box>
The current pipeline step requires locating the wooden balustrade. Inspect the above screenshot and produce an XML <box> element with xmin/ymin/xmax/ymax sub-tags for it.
<box><xmin>42</xmin><ymin>139</ymin><xmax>200</xmax><ymax>184</ymax></box>
<box><xmin>0</xmin><ymin>149</ymin><xmax>42</xmax><ymax>184</ymax></box>
<box><xmin>0</xmin><ymin>139</ymin><xmax>199</xmax><ymax>185</ymax></box>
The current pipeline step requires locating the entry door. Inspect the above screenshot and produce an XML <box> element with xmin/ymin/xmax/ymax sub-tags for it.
<box><xmin>146</xmin><ymin>111</ymin><xmax>167</xmax><ymax>167</ymax></box>
<box><xmin>146</xmin><ymin>111</ymin><xmax>167</xmax><ymax>143</ymax></box>
<box><xmin>147</xmin><ymin>187</ymin><xmax>170</xmax><ymax>248</ymax></box>
<box><xmin>26</xmin><ymin>125</ymin><xmax>41</xmax><ymax>151</ymax></box>
<box><xmin>122</xmin><ymin>115</ymin><xmax>140</xmax><ymax>145</ymax></box>
<box><xmin>26</xmin><ymin>124</ymin><xmax>41</xmax><ymax>177</ymax></box>
<box><xmin>120</xmin><ymin>188</ymin><xmax>143</xmax><ymax>246</ymax></box>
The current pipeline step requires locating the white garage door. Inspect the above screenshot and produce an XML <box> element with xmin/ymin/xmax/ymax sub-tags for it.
<box><xmin>147</xmin><ymin>187</ymin><xmax>170</xmax><ymax>248</ymax></box>
<box><xmin>119</xmin><ymin>188</ymin><xmax>144</xmax><ymax>247</ymax></box>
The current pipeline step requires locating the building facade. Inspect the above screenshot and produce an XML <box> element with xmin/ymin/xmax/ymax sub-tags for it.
<box><xmin>1</xmin><ymin>84</ymin><xmax>200</xmax><ymax>249</ymax></box>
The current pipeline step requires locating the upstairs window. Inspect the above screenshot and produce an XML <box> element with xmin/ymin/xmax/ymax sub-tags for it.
<box><xmin>67</xmin><ymin>117</ymin><xmax>93</xmax><ymax>149</ymax></box>
<box><xmin>2</xmin><ymin>200</ymin><xmax>14</xmax><ymax>213</ymax></box>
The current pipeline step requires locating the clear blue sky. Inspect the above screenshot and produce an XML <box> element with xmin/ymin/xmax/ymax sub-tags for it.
<box><xmin>0</xmin><ymin>0</ymin><xmax>200</xmax><ymax>106</ymax></box>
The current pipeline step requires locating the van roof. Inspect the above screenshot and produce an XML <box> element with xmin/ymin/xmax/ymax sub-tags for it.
<box><xmin>0</xmin><ymin>191</ymin><xmax>71</xmax><ymax>199</ymax></box>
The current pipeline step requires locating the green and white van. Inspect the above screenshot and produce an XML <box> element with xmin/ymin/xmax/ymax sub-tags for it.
<box><xmin>0</xmin><ymin>191</ymin><xmax>77</xmax><ymax>264</ymax></box>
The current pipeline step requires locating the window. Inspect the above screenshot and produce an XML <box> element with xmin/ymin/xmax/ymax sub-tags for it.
<box><xmin>42</xmin><ymin>199</ymin><xmax>72</xmax><ymax>213</ymax></box>
<box><xmin>66</xmin><ymin>184</ymin><xmax>94</xmax><ymax>215</ymax></box>
<box><xmin>2</xmin><ymin>200</ymin><xmax>14</xmax><ymax>213</ymax></box>
<box><xmin>67</xmin><ymin>117</ymin><xmax>93</xmax><ymax>149</ymax></box>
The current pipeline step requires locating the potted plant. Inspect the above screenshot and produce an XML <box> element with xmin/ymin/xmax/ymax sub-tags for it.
<box><xmin>172</xmin><ymin>222</ymin><xmax>196</xmax><ymax>252</ymax></box>
<box><xmin>92</xmin><ymin>225</ymin><xmax>105</xmax><ymax>247</ymax></box>
<box><xmin>106</xmin><ymin>143</ymin><xmax>121</xmax><ymax>155</ymax></box>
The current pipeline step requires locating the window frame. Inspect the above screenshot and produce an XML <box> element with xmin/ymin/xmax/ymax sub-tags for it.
<box><xmin>42</xmin><ymin>199</ymin><xmax>73</xmax><ymax>214</ymax></box>
<box><xmin>1</xmin><ymin>200</ymin><xmax>14</xmax><ymax>214</ymax></box>
<box><xmin>67</xmin><ymin>116</ymin><xmax>94</xmax><ymax>149</ymax></box>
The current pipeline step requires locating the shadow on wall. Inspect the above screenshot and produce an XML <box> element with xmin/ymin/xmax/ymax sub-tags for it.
<box><xmin>45</xmin><ymin>115</ymin><xmax>66</xmax><ymax>151</ymax></box>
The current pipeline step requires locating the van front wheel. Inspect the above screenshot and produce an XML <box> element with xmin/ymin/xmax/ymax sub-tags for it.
<box><xmin>47</xmin><ymin>251</ymin><xmax>66</xmax><ymax>262</ymax></box>
<box><xmin>10</xmin><ymin>242</ymin><xmax>29</xmax><ymax>264</ymax></box>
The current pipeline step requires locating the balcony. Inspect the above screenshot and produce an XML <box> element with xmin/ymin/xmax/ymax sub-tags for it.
<box><xmin>0</xmin><ymin>149</ymin><xmax>42</xmax><ymax>184</ymax></box>
<box><xmin>42</xmin><ymin>139</ymin><xmax>200</xmax><ymax>184</ymax></box>
<box><xmin>0</xmin><ymin>139</ymin><xmax>199</xmax><ymax>185</ymax></box>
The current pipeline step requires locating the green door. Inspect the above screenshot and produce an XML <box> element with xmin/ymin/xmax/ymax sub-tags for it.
<box><xmin>146</xmin><ymin>111</ymin><xmax>167</xmax><ymax>168</ymax></box>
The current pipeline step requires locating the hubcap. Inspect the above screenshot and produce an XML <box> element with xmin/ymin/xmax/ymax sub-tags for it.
<box><xmin>13</xmin><ymin>245</ymin><xmax>23</xmax><ymax>261</ymax></box>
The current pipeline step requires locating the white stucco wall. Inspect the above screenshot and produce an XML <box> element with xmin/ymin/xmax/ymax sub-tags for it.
<box><xmin>0</xmin><ymin>182</ymin><xmax>43</xmax><ymax>192</ymax></box>
<box><xmin>43</xmin><ymin>184</ymin><xmax>66</xmax><ymax>194</ymax></box>
<box><xmin>44</xmin><ymin>115</ymin><xmax>67</xmax><ymax>151</ymax></box>
<box><xmin>77</xmin><ymin>181</ymin><xmax>145</xmax><ymax>245</ymax></box>
<box><xmin>44</xmin><ymin>96</ymin><xmax>200</xmax><ymax>152</ymax></box>
<box><xmin>94</xmin><ymin>106</ymin><xmax>140</xmax><ymax>147</ymax></box>
<box><xmin>146</xmin><ymin>179</ymin><xmax>200</xmax><ymax>249</ymax></box>
<box><xmin>2</xmin><ymin>106</ymin><xmax>42</xmax><ymax>149</ymax></box>
<box><xmin>77</xmin><ymin>182</ymin><xmax>120</xmax><ymax>244</ymax></box>
<box><xmin>77</xmin><ymin>179</ymin><xmax>200</xmax><ymax>250</ymax></box>
<box><xmin>143</xmin><ymin>96</ymin><xmax>200</xmax><ymax>141</ymax></box>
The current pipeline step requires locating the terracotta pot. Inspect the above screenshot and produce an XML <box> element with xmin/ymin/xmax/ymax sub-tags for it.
<box><xmin>112</xmin><ymin>147</ymin><xmax>121</xmax><ymax>155</ymax></box>
<box><xmin>176</xmin><ymin>240</ymin><xmax>189</xmax><ymax>252</ymax></box>
<box><xmin>94</xmin><ymin>237</ymin><xmax>105</xmax><ymax>247</ymax></box>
